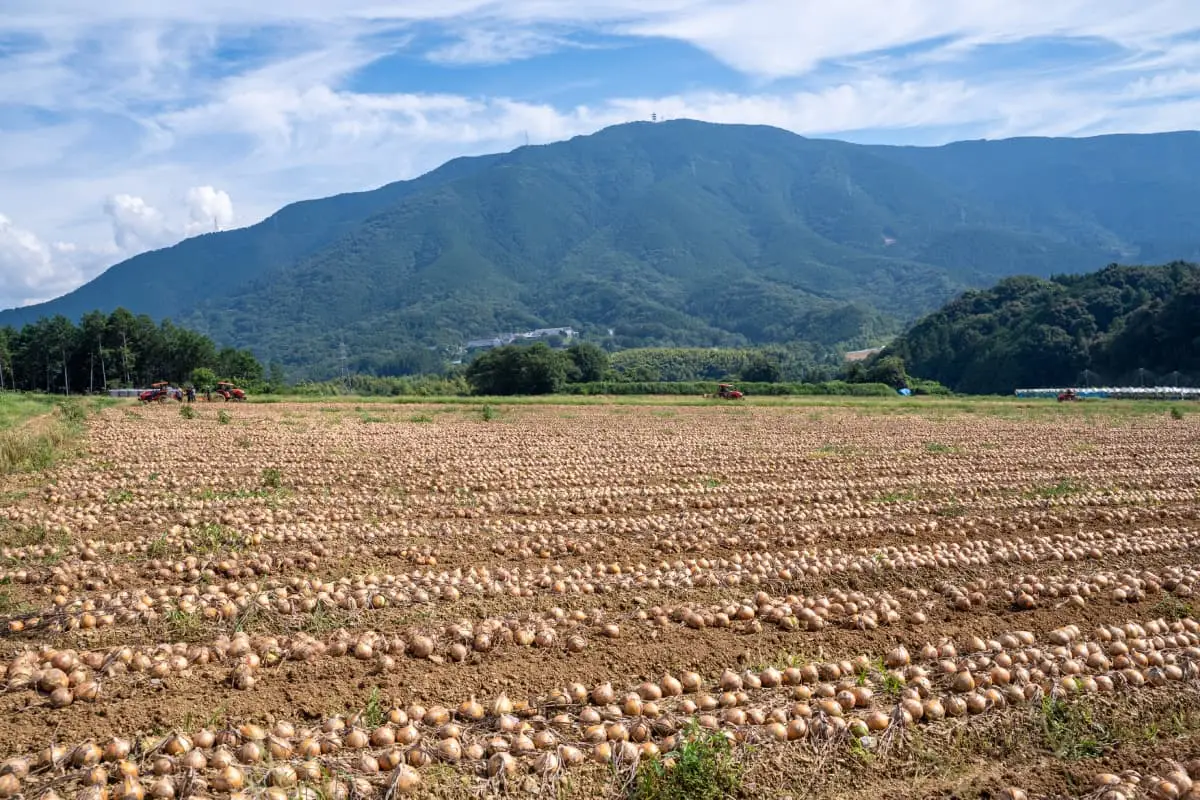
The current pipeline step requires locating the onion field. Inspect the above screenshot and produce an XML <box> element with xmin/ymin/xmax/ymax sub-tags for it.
<box><xmin>1</xmin><ymin>399</ymin><xmax>1199</xmax><ymax>799</ymax></box>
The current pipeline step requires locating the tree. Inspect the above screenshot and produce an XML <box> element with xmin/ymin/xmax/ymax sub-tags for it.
<box><xmin>566</xmin><ymin>342</ymin><xmax>609</xmax><ymax>382</ymax></box>
<box><xmin>465</xmin><ymin>343</ymin><xmax>569</xmax><ymax>395</ymax></box>
<box><xmin>740</xmin><ymin>354</ymin><xmax>781</xmax><ymax>383</ymax></box>
<box><xmin>516</xmin><ymin>343</ymin><xmax>570</xmax><ymax>394</ymax></box>
<box><xmin>216</xmin><ymin>347</ymin><xmax>265</xmax><ymax>387</ymax></box>
<box><xmin>266</xmin><ymin>362</ymin><xmax>288</xmax><ymax>393</ymax></box>
<box><xmin>191</xmin><ymin>367</ymin><xmax>218</xmax><ymax>392</ymax></box>
<box><xmin>862</xmin><ymin>355</ymin><xmax>909</xmax><ymax>388</ymax></box>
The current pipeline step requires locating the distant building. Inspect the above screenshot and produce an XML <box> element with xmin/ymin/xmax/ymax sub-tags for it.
<box><xmin>466</xmin><ymin>337</ymin><xmax>507</xmax><ymax>350</ymax></box>
<box><xmin>844</xmin><ymin>347</ymin><xmax>883</xmax><ymax>362</ymax></box>
<box><xmin>465</xmin><ymin>327</ymin><xmax>578</xmax><ymax>350</ymax></box>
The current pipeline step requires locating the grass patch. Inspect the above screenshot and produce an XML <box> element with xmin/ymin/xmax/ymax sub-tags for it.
<box><xmin>192</xmin><ymin>523</ymin><xmax>246</xmax><ymax>553</ymax></box>
<box><xmin>0</xmin><ymin>587</ymin><xmax>33</xmax><ymax>615</ymax></box>
<box><xmin>1171</xmin><ymin>406</ymin><xmax>1186</xmax><ymax>420</ymax></box>
<box><xmin>409</xmin><ymin>414</ymin><xmax>434</xmax><ymax>423</ymax></box>
<box><xmin>179</xmin><ymin>405</ymin><xmax>197</xmax><ymax>420</ymax></box>
<box><xmin>0</xmin><ymin>395</ymin><xmax>112</xmax><ymax>475</ymax></box>
<box><xmin>106</xmin><ymin>488</ymin><xmax>135</xmax><ymax>504</ymax></box>
<box><xmin>217</xmin><ymin>409</ymin><xmax>232</xmax><ymax>425</ymax></box>
<box><xmin>1039</xmin><ymin>695</ymin><xmax>1115</xmax><ymax>760</ymax></box>
<box><xmin>165</xmin><ymin>608</ymin><xmax>206</xmax><ymax>641</ymax></box>
<box><xmin>812</xmin><ymin>443</ymin><xmax>856</xmax><ymax>457</ymax></box>
<box><xmin>934</xmin><ymin>502</ymin><xmax>968</xmax><ymax>517</ymax></box>
<box><xmin>480</xmin><ymin>404</ymin><xmax>500</xmax><ymax>422</ymax></box>
<box><xmin>631</xmin><ymin>722</ymin><xmax>745</xmax><ymax>800</ymax></box>
<box><xmin>1025</xmin><ymin>478</ymin><xmax>1088</xmax><ymax>500</ymax></box>
<box><xmin>198</xmin><ymin>486</ymin><xmax>289</xmax><ymax>502</ymax></box>
<box><xmin>1153</xmin><ymin>596</ymin><xmax>1194</xmax><ymax>620</ymax></box>
<box><xmin>873</xmin><ymin>489</ymin><xmax>919</xmax><ymax>504</ymax></box>
<box><xmin>923</xmin><ymin>441</ymin><xmax>958</xmax><ymax>454</ymax></box>
<box><xmin>260</xmin><ymin>467</ymin><xmax>283</xmax><ymax>489</ymax></box>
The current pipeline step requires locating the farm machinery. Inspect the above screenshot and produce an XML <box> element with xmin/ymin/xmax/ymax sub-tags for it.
<box><xmin>215</xmin><ymin>382</ymin><xmax>247</xmax><ymax>402</ymax></box>
<box><xmin>138</xmin><ymin>382</ymin><xmax>179</xmax><ymax>404</ymax></box>
<box><xmin>1057</xmin><ymin>389</ymin><xmax>1081</xmax><ymax>402</ymax></box>
<box><xmin>707</xmin><ymin>383</ymin><xmax>744</xmax><ymax>400</ymax></box>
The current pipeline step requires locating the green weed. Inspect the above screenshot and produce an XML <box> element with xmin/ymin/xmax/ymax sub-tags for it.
<box><xmin>165</xmin><ymin>608</ymin><xmax>206</xmax><ymax>641</ymax></box>
<box><xmin>260</xmin><ymin>467</ymin><xmax>283</xmax><ymax>489</ymax></box>
<box><xmin>1153</xmin><ymin>596</ymin><xmax>1194</xmax><ymax>621</ymax></box>
<box><xmin>480</xmin><ymin>404</ymin><xmax>499</xmax><ymax>422</ymax></box>
<box><xmin>217</xmin><ymin>410</ymin><xmax>232</xmax><ymax>425</ymax></box>
<box><xmin>1026</xmin><ymin>479</ymin><xmax>1088</xmax><ymax>499</ymax></box>
<box><xmin>874</xmin><ymin>489</ymin><xmax>919</xmax><ymax>504</ymax></box>
<box><xmin>179</xmin><ymin>405</ymin><xmax>197</xmax><ymax>420</ymax></box>
<box><xmin>631</xmin><ymin>722</ymin><xmax>745</xmax><ymax>800</ymax></box>
<box><xmin>1039</xmin><ymin>695</ymin><xmax>1114</xmax><ymax>760</ymax></box>
<box><xmin>193</xmin><ymin>523</ymin><xmax>246</xmax><ymax>553</ymax></box>
<box><xmin>361</xmin><ymin>687</ymin><xmax>386</xmax><ymax>728</ymax></box>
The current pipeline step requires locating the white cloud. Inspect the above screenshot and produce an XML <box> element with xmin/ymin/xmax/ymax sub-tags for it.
<box><xmin>0</xmin><ymin>213</ymin><xmax>115</xmax><ymax>307</ymax></box>
<box><xmin>104</xmin><ymin>194</ymin><xmax>173</xmax><ymax>252</ymax></box>
<box><xmin>3</xmin><ymin>1</ymin><xmax>1200</xmax><ymax>308</ymax></box>
<box><xmin>100</xmin><ymin>187</ymin><xmax>235</xmax><ymax>258</ymax></box>
<box><xmin>0</xmin><ymin>187</ymin><xmax>234</xmax><ymax>308</ymax></box>
<box><xmin>185</xmin><ymin>186</ymin><xmax>234</xmax><ymax>235</ymax></box>
<box><xmin>426</xmin><ymin>28</ymin><xmax>571</xmax><ymax>66</ymax></box>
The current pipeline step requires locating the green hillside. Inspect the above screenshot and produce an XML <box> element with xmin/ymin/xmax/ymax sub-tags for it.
<box><xmin>5</xmin><ymin>121</ymin><xmax>1200</xmax><ymax>380</ymax></box>
<box><xmin>883</xmin><ymin>261</ymin><xmax>1200</xmax><ymax>394</ymax></box>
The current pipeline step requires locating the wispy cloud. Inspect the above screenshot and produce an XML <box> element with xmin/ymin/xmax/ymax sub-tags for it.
<box><xmin>2</xmin><ymin>1</ymin><xmax>1200</xmax><ymax>308</ymax></box>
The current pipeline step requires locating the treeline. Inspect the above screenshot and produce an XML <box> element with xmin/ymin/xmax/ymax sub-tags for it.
<box><xmin>607</xmin><ymin>345</ymin><xmax>843</xmax><ymax>383</ymax></box>
<box><xmin>0</xmin><ymin>309</ymin><xmax>273</xmax><ymax>393</ymax></box>
<box><xmin>882</xmin><ymin>262</ymin><xmax>1200</xmax><ymax>394</ymax></box>
<box><xmin>293</xmin><ymin>341</ymin><xmax>943</xmax><ymax>397</ymax></box>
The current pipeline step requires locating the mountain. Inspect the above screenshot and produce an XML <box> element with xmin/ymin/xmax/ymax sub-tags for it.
<box><xmin>883</xmin><ymin>262</ymin><xmax>1200</xmax><ymax>394</ymax></box>
<box><xmin>5</xmin><ymin>120</ymin><xmax>1200</xmax><ymax>380</ymax></box>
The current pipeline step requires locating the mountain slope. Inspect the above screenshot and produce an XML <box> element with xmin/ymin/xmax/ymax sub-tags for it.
<box><xmin>0</xmin><ymin>151</ymin><xmax>504</xmax><ymax>328</ymax></box>
<box><xmin>883</xmin><ymin>261</ymin><xmax>1200</xmax><ymax>394</ymax></box>
<box><xmin>5</xmin><ymin>120</ymin><xmax>1200</xmax><ymax>379</ymax></box>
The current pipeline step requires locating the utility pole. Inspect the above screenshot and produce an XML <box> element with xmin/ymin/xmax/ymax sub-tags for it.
<box><xmin>61</xmin><ymin>347</ymin><xmax>69</xmax><ymax>395</ymax></box>
<box><xmin>338</xmin><ymin>340</ymin><xmax>350</xmax><ymax>390</ymax></box>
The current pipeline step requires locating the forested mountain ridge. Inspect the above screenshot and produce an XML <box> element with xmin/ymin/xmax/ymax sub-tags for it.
<box><xmin>4</xmin><ymin>121</ymin><xmax>1200</xmax><ymax>380</ymax></box>
<box><xmin>883</xmin><ymin>262</ymin><xmax>1200</xmax><ymax>394</ymax></box>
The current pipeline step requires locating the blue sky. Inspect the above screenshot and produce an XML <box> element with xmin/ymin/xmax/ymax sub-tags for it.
<box><xmin>2</xmin><ymin>0</ymin><xmax>1200</xmax><ymax>308</ymax></box>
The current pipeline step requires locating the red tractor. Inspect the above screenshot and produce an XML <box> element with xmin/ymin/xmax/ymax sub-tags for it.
<box><xmin>1057</xmin><ymin>389</ymin><xmax>1080</xmax><ymax>403</ymax></box>
<box><xmin>215</xmin><ymin>382</ymin><xmax>247</xmax><ymax>402</ymax></box>
<box><xmin>139</xmin><ymin>382</ymin><xmax>171</xmax><ymax>404</ymax></box>
<box><xmin>716</xmin><ymin>383</ymin><xmax>744</xmax><ymax>400</ymax></box>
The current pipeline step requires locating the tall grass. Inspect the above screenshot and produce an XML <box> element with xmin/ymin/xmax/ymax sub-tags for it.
<box><xmin>0</xmin><ymin>394</ymin><xmax>110</xmax><ymax>474</ymax></box>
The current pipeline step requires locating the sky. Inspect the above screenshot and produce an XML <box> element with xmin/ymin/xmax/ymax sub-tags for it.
<box><xmin>2</xmin><ymin>1</ymin><xmax>1200</xmax><ymax>310</ymax></box>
